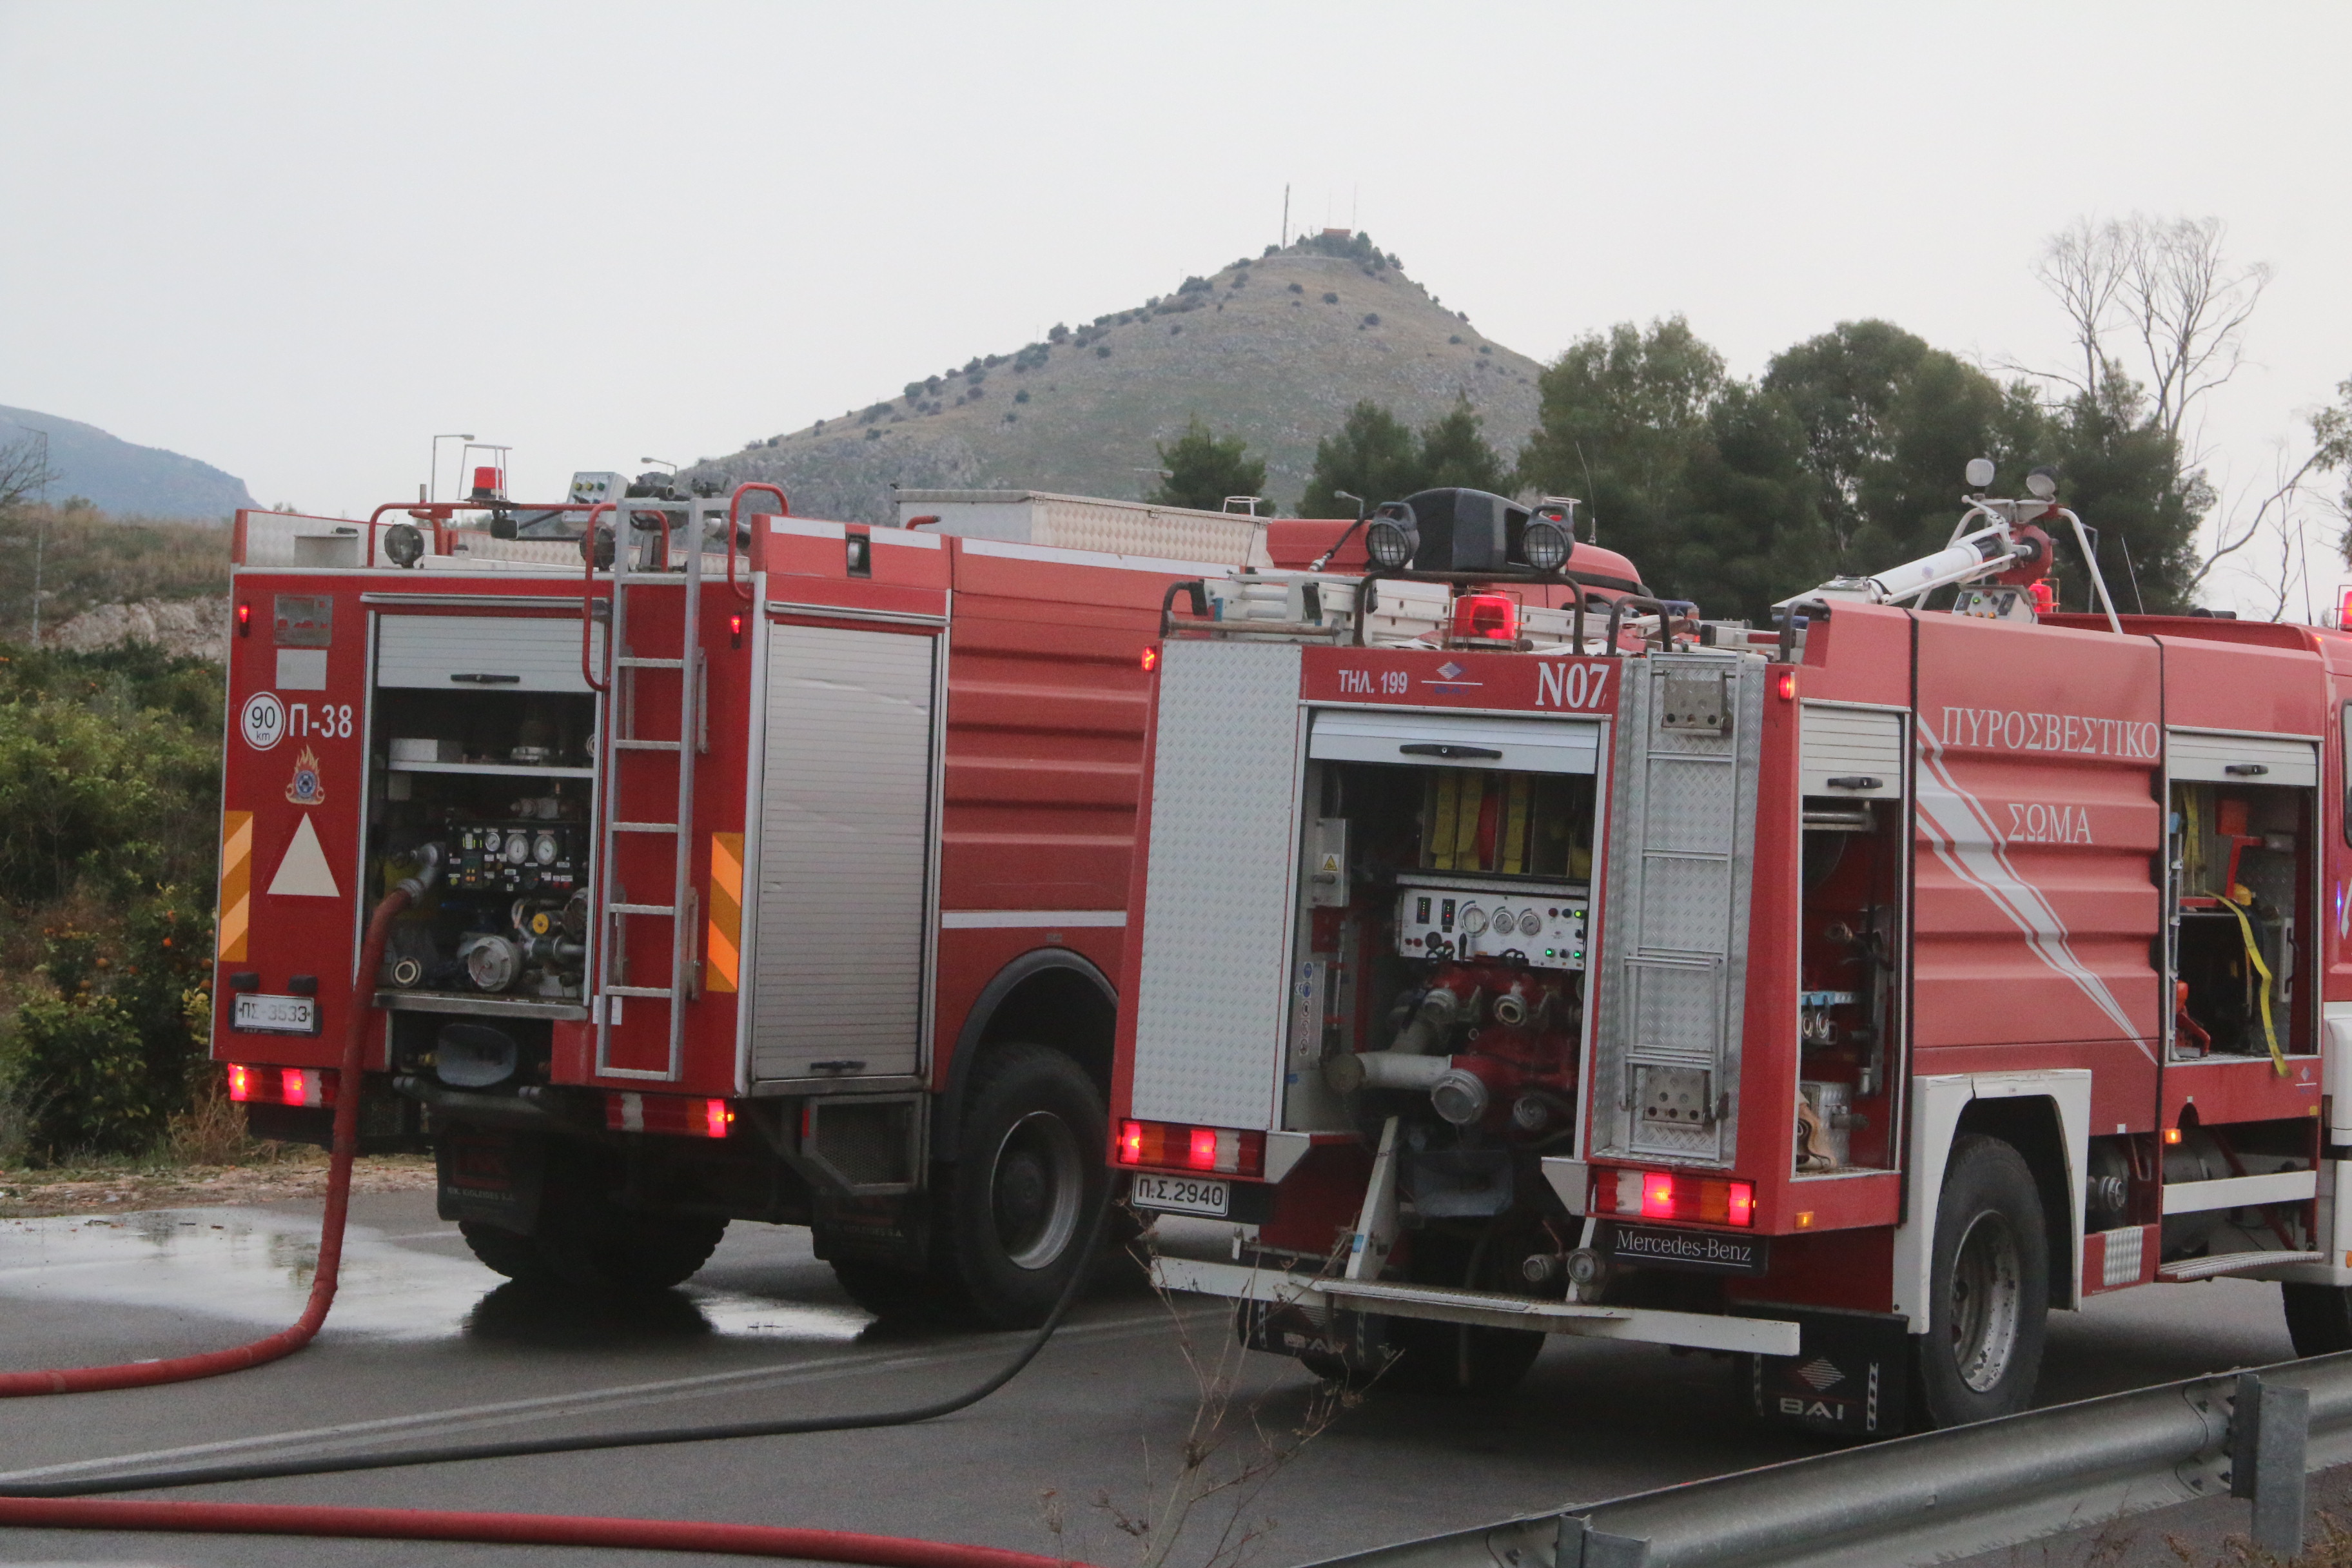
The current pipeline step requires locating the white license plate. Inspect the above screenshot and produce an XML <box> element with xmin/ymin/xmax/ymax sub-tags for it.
<box><xmin>1130</xmin><ymin>1173</ymin><xmax>1230</xmax><ymax>1216</ymax></box>
<box><xmin>231</xmin><ymin>993</ymin><xmax>318</xmax><ymax>1035</ymax></box>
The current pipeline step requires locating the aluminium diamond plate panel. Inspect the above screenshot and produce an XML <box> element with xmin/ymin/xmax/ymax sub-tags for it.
<box><xmin>1130</xmin><ymin>640</ymin><xmax>1304</xmax><ymax>1130</ymax></box>
<box><xmin>1592</xmin><ymin>652</ymin><xmax>1766</xmax><ymax>1166</ymax></box>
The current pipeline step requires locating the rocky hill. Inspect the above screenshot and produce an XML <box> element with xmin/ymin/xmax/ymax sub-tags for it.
<box><xmin>685</xmin><ymin>235</ymin><xmax>1547</xmax><ymax>524</ymax></box>
<box><xmin>0</xmin><ymin>404</ymin><xmax>255</xmax><ymax>520</ymax></box>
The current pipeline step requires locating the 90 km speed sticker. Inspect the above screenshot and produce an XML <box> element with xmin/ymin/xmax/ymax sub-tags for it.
<box><xmin>240</xmin><ymin>692</ymin><xmax>287</xmax><ymax>751</ymax></box>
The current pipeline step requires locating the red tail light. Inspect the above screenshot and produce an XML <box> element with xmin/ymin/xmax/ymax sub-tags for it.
<box><xmin>1116</xmin><ymin>1119</ymin><xmax>1264</xmax><ymax>1177</ymax></box>
<box><xmin>236</xmin><ymin>603</ymin><xmax>252</xmax><ymax>638</ymax></box>
<box><xmin>1141</xmin><ymin>646</ymin><xmax>1161</xmax><ymax>672</ymax></box>
<box><xmin>1451</xmin><ymin>593</ymin><xmax>1519</xmax><ymax>643</ymax></box>
<box><xmin>223</xmin><ymin>1063</ymin><xmax>336</xmax><ymax>1107</ymax></box>
<box><xmin>1594</xmin><ymin>1168</ymin><xmax>1756</xmax><ymax>1228</ymax></box>
<box><xmin>1642</xmin><ymin>1172</ymin><xmax>1676</xmax><ymax>1219</ymax></box>
<box><xmin>605</xmin><ymin>1092</ymin><xmax>732</xmax><ymax>1139</ymax></box>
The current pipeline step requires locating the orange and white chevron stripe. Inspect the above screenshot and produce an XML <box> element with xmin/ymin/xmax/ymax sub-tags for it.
<box><xmin>218</xmin><ymin>810</ymin><xmax>253</xmax><ymax>961</ymax></box>
<box><xmin>706</xmin><ymin>832</ymin><xmax>743</xmax><ymax>994</ymax></box>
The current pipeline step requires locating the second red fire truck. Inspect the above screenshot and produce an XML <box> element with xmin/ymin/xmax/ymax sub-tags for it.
<box><xmin>1113</xmin><ymin>473</ymin><xmax>2352</xmax><ymax>1431</ymax></box>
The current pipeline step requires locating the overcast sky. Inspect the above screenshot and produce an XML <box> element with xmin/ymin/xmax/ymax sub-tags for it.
<box><xmin>3</xmin><ymin>2</ymin><xmax>2345</xmax><ymax>611</ymax></box>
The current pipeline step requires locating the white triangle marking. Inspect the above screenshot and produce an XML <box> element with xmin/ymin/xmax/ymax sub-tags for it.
<box><xmin>267</xmin><ymin>814</ymin><xmax>342</xmax><ymax>899</ymax></box>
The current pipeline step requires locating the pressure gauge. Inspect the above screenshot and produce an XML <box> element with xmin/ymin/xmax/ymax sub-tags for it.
<box><xmin>1491</xmin><ymin>906</ymin><xmax>1513</xmax><ymax>932</ymax></box>
<box><xmin>504</xmin><ymin>834</ymin><xmax>529</xmax><ymax>865</ymax></box>
<box><xmin>533</xmin><ymin>830</ymin><xmax>560</xmax><ymax>866</ymax></box>
<box><xmin>1460</xmin><ymin>905</ymin><xmax>1488</xmax><ymax>935</ymax></box>
<box><xmin>1520</xmin><ymin>909</ymin><xmax>1542</xmax><ymax>936</ymax></box>
<box><xmin>482</xmin><ymin>829</ymin><xmax>503</xmax><ymax>857</ymax></box>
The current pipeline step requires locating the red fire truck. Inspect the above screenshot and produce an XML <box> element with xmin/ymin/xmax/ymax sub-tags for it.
<box><xmin>213</xmin><ymin>470</ymin><xmax>1260</xmax><ymax>1325</ymax></box>
<box><xmin>1112</xmin><ymin>474</ymin><xmax>2352</xmax><ymax>1431</ymax></box>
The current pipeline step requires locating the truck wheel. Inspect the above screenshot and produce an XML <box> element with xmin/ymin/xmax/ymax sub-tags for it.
<box><xmin>1916</xmin><ymin>1135</ymin><xmax>2048</xmax><ymax>1427</ymax></box>
<box><xmin>2282</xmin><ymin>1284</ymin><xmax>2352</xmax><ymax>1356</ymax></box>
<box><xmin>540</xmin><ymin>1208</ymin><xmax>729</xmax><ymax>1293</ymax></box>
<box><xmin>460</xmin><ymin>1220</ymin><xmax>554</xmax><ymax>1284</ymax></box>
<box><xmin>936</xmin><ymin>1043</ymin><xmax>1107</xmax><ymax>1329</ymax></box>
<box><xmin>1380</xmin><ymin>1230</ymin><xmax>1545</xmax><ymax>1396</ymax></box>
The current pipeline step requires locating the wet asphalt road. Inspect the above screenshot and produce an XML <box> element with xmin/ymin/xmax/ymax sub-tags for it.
<box><xmin>0</xmin><ymin>1193</ymin><xmax>2313</xmax><ymax>1567</ymax></box>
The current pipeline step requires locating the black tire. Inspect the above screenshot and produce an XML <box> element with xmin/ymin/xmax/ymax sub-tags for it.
<box><xmin>2282</xmin><ymin>1283</ymin><xmax>2352</xmax><ymax>1357</ymax></box>
<box><xmin>460</xmin><ymin>1219</ymin><xmax>554</xmax><ymax>1284</ymax></box>
<box><xmin>538</xmin><ymin>1207</ymin><xmax>728</xmax><ymax>1293</ymax></box>
<box><xmin>1379</xmin><ymin>1228</ymin><xmax>1545</xmax><ymax>1397</ymax></box>
<box><xmin>1915</xmin><ymin>1135</ymin><xmax>2048</xmax><ymax>1427</ymax></box>
<box><xmin>529</xmin><ymin>1152</ymin><xmax>729</xmax><ymax>1292</ymax></box>
<box><xmin>933</xmin><ymin>1043</ymin><xmax>1108</xmax><ymax>1329</ymax></box>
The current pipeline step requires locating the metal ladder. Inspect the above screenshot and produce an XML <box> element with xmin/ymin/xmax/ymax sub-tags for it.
<box><xmin>589</xmin><ymin>498</ymin><xmax>710</xmax><ymax>1081</ymax></box>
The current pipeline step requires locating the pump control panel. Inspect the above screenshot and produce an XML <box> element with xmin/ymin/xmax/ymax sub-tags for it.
<box><xmin>1395</xmin><ymin>873</ymin><xmax>1587</xmax><ymax>969</ymax></box>
<box><xmin>451</xmin><ymin>821</ymin><xmax>587</xmax><ymax>895</ymax></box>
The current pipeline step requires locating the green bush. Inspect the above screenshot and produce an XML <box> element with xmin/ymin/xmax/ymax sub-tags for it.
<box><xmin>7</xmin><ymin>892</ymin><xmax>210</xmax><ymax>1157</ymax></box>
<box><xmin>0</xmin><ymin>644</ymin><xmax>222</xmax><ymax>1159</ymax></box>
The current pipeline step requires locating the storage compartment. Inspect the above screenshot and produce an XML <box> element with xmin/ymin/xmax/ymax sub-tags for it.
<box><xmin>2169</xmin><ymin>778</ymin><xmax>2311</xmax><ymax>1062</ymax></box>
<box><xmin>1284</xmin><ymin>727</ymin><xmax>1602</xmax><ymax>1171</ymax></box>
<box><xmin>1792</xmin><ymin>789</ymin><xmax>1905</xmax><ymax>1175</ymax></box>
<box><xmin>366</xmin><ymin>627</ymin><xmax>602</xmax><ymax>1010</ymax></box>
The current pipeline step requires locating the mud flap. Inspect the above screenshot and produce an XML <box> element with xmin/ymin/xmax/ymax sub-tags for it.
<box><xmin>435</xmin><ymin>1128</ymin><xmax>545</xmax><ymax>1233</ymax></box>
<box><xmin>1738</xmin><ymin>1306</ymin><xmax>1910</xmax><ymax>1436</ymax></box>
<box><xmin>1237</xmin><ymin>1297</ymin><xmax>1389</xmax><ymax>1373</ymax></box>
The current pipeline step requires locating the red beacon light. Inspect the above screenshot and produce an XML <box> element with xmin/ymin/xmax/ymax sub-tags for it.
<box><xmin>469</xmin><ymin>464</ymin><xmax>504</xmax><ymax>502</ymax></box>
<box><xmin>1451</xmin><ymin>593</ymin><xmax>1520</xmax><ymax>644</ymax></box>
<box><xmin>2337</xmin><ymin>586</ymin><xmax>2352</xmax><ymax>631</ymax></box>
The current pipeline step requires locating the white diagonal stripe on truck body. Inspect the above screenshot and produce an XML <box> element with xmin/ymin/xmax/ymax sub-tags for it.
<box><xmin>1914</xmin><ymin>714</ymin><xmax>2151</xmax><ymax>1059</ymax></box>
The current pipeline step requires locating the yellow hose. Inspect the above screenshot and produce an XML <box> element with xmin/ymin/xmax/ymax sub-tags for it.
<box><xmin>2222</xmin><ymin>889</ymin><xmax>2287</xmax><ymax>1077</ymax></box>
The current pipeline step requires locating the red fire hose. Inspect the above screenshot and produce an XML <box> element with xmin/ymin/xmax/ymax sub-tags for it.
<box><xmin>0</xmin><ymin>1498</ymin><xmax>1096</xmax><ymax>1567</ymax></box>
<box><xmin>0</xmin><ymin>846</ymin><xmax>1119</xmax><ymax>1567</ymax></box>
<box><xmin>0</xmin><ymin>863</ymin><xmax>427</xmax><ymax>1398</ymax></box>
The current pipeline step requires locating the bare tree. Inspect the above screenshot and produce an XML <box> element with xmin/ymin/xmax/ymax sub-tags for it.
<box><xmin>0</xmin><ymin>431</ymin><xmax>57</xmax><ymax>518</ymax></box>
<box><xmin>2019</xmin><ymin>215</ymin><xmax>2272</xmax><ymax>456</ymax></box>
<box><xmin>2190</xmin><ymin>378</ymin><xmax>2352</xmax><ymax>612</ymax></box>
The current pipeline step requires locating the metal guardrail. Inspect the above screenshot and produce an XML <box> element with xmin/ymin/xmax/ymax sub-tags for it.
<box><xmin>1306</xmin><ymin>1355</ymin><xmax>2350</xmax><ymax>1568</ymax></box>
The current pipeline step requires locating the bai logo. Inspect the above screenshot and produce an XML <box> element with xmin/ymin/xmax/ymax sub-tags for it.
<box><xmin>2004</xmin><ymin>801</ymin><xmax>2093</xmax><ymax>845</ymax></box>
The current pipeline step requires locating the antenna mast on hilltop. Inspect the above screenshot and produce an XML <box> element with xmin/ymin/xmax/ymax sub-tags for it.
<box><xmin>1280</xmin><ymin>184</ymin><xmax>1289</xmax><ymax>249</ymax></box>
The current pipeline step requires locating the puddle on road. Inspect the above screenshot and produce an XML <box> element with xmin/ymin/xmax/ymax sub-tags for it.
<box><xmin>0</xmin><ymin>1208</ymin><xmax>869</xmax><ymax>1347</ymax></box>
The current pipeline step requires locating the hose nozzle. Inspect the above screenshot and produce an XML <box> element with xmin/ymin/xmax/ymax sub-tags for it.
<box><xmin>396</xmin><ymin>842</ymin><xmax>444</xmax><ymax>901</ymax></box>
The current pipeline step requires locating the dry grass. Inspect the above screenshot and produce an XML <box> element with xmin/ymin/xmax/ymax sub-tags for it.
<box><xmin>0</xmin><ymin>1149</ymin><xmax>435</xmax><ymax>1218</ymax></box>
<box><xmin>0</xmin><ymin>505</ymin><xmax>230</xmax><ymax>644</ymax></box>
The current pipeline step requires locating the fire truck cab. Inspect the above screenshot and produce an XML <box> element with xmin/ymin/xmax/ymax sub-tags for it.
<box><xmin>1114</xmin><ymin>476</ymin><xmax>2352</xmax><ymax>1431</ymax></box>
<box><xmin>213</xmin><ymin>472</ymin><xmax>1258</xmax><ymax>1324</ymax></box>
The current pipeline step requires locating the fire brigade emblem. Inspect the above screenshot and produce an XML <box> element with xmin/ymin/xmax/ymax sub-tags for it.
<box><xmin>284</xmin><ymin>746</ymin><xmax>326</xmax><ymax>807</ymax></box>
<box><xmin>1436</xmin><ymin>661</ymin><xmax>1465</xmax><ymax>680</ymax></box>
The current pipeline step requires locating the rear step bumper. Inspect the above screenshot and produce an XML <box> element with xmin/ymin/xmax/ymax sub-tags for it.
<box><xmin>1153</xmin><ymin>1256</ymin><xmax>1801</xmax><ymax>1357</ymax></box>
<box><xmin>2157</xmin><ymin>1249</ymin><xmax>2324</xmax><ymax>1282</ymax></box>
